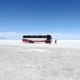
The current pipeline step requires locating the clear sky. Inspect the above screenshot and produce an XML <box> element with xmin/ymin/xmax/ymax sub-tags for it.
<box><xmin>0</xmin><ymin>0</ymin><xmax>80</xmax><ymax>40</ymax></box>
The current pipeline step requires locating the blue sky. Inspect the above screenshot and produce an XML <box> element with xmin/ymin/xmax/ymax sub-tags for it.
<box><xmin>0</xmin><ymin>0</ymin><xmax>80</xmax><ymax>40</ymax></box>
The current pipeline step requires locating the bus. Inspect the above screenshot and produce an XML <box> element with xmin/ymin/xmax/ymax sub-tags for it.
<box><xmin>22</xmin><ymin>35</ymin><xmax>52</xmax><ymax>44</ymax></box>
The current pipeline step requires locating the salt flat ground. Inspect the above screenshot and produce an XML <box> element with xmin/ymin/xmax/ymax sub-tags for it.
<box><xmin>0</xmin><ymin>40</ymin><xmax>80</xmax><ymax>80</ymax></box>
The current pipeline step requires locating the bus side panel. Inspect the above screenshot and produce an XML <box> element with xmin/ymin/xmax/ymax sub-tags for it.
<box><xmin>22</xmin><ymin>39</ymin><xmax>29</xmax><ymax>42</ymax></box>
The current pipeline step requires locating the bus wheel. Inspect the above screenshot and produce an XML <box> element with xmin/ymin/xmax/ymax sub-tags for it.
<box><xmin>29</xmin><ymin>40</ymin><xmax>34</xmax><ymax>43</ymax></box>
<box><xmin>49</xmin><ymin>42</ymin><xmax>51</xmax><ymax>44</ymax></box>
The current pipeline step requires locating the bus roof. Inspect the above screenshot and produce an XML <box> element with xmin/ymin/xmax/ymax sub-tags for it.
<box><xmin>23</xmin><ymin>35</ymin><xmax>51</xmax><ymax>38</ymax></box>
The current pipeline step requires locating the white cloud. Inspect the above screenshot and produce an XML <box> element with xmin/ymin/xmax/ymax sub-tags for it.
<box><xmin>0</xmin><ymin>32</ymin><xmax>22</xmax><ymax>40</ymax></box>
<box><xmin>21</xmin><ymin>32</ymin><xmax>62</xmax><ymax>36</ymax></box>
<box><xmin>0</xmin><ymin>32</ymin><xmax>79</xmax><ymax>40</ymax></box>
<box><xmin>0</xmin><ymin>32</ymin><xmax>17</xmax><ymax>35</ymax></box>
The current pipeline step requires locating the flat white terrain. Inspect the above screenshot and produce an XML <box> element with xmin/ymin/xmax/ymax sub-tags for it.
<box><xmin>0</xmin><ymin>40</ymin><xmax>80</xmax><ymax>80</ymax></box>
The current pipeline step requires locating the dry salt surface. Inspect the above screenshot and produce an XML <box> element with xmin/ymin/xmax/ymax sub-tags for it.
<box><xmin>0</xmin><ymin>40</ymin><xmax>80</xmax><ymax>80</ymax></box>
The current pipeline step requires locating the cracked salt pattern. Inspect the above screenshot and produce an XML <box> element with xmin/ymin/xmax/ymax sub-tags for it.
<box><xmin>0</xmin><ymin>40</ymin><xmax>80</xmax><ymax>80</ymax></box>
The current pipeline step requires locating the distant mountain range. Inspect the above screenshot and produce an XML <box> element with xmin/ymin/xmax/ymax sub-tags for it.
<box><xmin>0</xmin><ymin>37</ymin><xmax>7</xmax><ymax>40</ymax></box>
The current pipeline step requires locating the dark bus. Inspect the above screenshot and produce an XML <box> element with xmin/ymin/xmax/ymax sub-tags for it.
<box><xmin>22</xmin><ymin>35</ymin><xmax>52</xmax><ymax>44</ymax></box>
